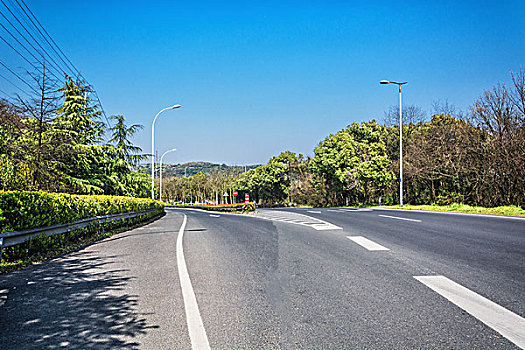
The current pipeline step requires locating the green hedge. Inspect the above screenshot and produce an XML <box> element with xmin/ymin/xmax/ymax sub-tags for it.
<box><xmin>170</xmin><ymin>202</ymin><xmax>256</xmax><ymax>213</ymax></box>
<box><xmin>0</xmin><ymin>191</ymin><xmax>164</xmax><ymax>233</ymax></box>
<box><xmin>0</xmin><ymin>191</ymin><xmax>164</xmax><ymax>272</ymax></box>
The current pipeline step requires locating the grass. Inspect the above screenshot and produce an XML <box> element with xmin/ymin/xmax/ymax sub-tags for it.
<box><xmin>371</xmin><ymin>203</ymin><xmax>525</xmax><ymax>217</ymax></box>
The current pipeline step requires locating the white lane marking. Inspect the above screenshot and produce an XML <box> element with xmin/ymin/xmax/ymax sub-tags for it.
<box><xmin>254</xmin><ymin>210</ymin><xmax>342</xmax><ymax>231</ymax></box>
<box><xmin>209</xmin><ymin>214</ymin><xmax>220</xmax><ymax>217</ymax></box>
<box><xmin>378</xmin><ymin>214</ymin><xmax>421</xmax><ymax>222</ymax></box>
<box><xmin>0</xmin><ymin>289</ymin><xmax>8</xmax><ymax>307</ymax></box>
<box><xmin>414</xmin><ymin>275</ymin><xmax>525</xmax><ymax>349</ymax></box>
<box><xmin>374</xmin><ymin>207</ymin><xmax>525</xmax><ymax>221</ymax></box>
<box><xmin>327</xmin><ymin>209</ymin><xmax>340</xmax><ymax>212</ymax></box>
<box><xmin>346</xmin><ymin>236</ymin><xmax>390</xmax><ymax>251</ymax></box>
<box><xmin>176</xmin><ymin>215</ymin><xmax>211</xmax><ymax>350</ymax></box>
<box><xmin>307</xmin><ymin>210</ymin><xmax>322</xmax><ymax>214</ymax></box>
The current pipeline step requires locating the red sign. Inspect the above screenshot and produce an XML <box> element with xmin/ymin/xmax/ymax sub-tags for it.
<box><xmin>245</xmin><ymin>193</ymin><xmax>250</xmax><ymax>203</ymax></box>
<box><xmin>233</xmin><ymin>190</ymin><xmax>238</xmax><ymax>197</ymax></box>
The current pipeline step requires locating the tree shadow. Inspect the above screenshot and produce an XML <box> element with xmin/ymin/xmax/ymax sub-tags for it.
<box><xmin>0</xmin><ymin>250</ymin><xmax>158</xmax><ymax>349</ymax></box>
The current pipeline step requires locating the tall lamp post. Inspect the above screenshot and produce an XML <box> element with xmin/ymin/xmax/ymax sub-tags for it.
<box><xmin>151</xmin><ymin>104</ymin><xmax>181</xmax><ymax>199</ymax></box>
<box><xmin>380</xmin><ymin>80</ymin><xmax>407</xmax><ymax>207</ymax></box>
<box><xmin>159</xmin><ymin>148</ymin><xmax>177</xmax><ymax>202</ymax></box>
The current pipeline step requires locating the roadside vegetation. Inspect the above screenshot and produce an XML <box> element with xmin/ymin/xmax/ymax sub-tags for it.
<box><xmin>171</xmin><ymin>202</ymin><xmax>256</xmax><ymax>213</ymax></box>
<box><xmin>1</xmin><ymin>63</ymin><xmax>523</xmax><ymax>216</ymax></box>
<box><xmin>373</xmin><ymin>204</ymin><xmax>525</xmax><ymax>217</ymax></box>
<box><xmin>162</xmin><ymin>69</ymin><xmax>524</xmax><ymax>211</ymax></box>
<box><xmin>1</xmin><ymin>72</ymin><xmax>150</xmax><ymax>197</ymax></box>
<box><xmin>0</xmin><ymin>191</ymin><xmax>163</xmax><ymax>273</ymax></box>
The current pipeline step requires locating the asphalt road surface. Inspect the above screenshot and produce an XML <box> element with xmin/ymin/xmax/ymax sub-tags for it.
<box><xmin>1</xmin><ymin>207</ymin><xmax>524</xmax><ymax>349</ymax></box>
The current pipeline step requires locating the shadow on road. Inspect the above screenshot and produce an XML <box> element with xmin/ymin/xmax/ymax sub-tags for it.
<box><xmin>0</xmin><ymin>250</ymin><xmax>158</xmax><ymax>349</ymax></box>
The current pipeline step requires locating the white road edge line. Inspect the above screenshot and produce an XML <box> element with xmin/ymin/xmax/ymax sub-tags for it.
<box><xmin>177</xmin><ymin>215</ymin><xmax>211</xmax><ymax>350</ymax></box>
<box><xmin>378</xmin><ymin>214</ymin><xmax>421</xmax><ymax>222</ymax></box>
<box><xmin>346</xmin><ymin>236</ymin><xmax>390</xmax><ymax>251</ymax></box>
<box><xmin>414</xmin><ymin>275</ymin><xmax>525</xmax><ymax>349</ymax></box>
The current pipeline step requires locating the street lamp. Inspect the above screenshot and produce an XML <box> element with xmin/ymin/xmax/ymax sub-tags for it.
<box><xmin>159</xmin><ymin>148</ymin><xmax>177</xmax><ymax>202</ymax></box>
<box><xmin>151</xmin><ymin>104</ymin><xmax>181</xmax><ymax>199</ymax></box>
<box><xmin>380</xmin><ymin>80</ymin><xmax>407</xmax><ymax>206</ymax></box>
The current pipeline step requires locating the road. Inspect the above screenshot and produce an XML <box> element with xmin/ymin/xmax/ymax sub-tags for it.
<box><xmin>0</xmin><ymin>207</ymin><xmax>523</xmax><ymax>349</ymax></box>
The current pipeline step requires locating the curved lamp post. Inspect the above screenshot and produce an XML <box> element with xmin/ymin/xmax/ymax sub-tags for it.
<box><xmin>151</xmin><ymin>104</ymin><xmax>181</xmax><ymax>199</ymax></box>
<box><xmin>159</xmin><ymin>148</ymin><xmax>177</xmax><ymax>202</ymax></box>
<box><xmin>380</xmin><ymin>80</ymin><xmax>407</xmax><ymax>206</ymax></box>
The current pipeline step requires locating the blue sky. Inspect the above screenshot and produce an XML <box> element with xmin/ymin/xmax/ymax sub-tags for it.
<box><xmin>1</xmin><ymin>0</ymin><xmax>524</xmax><ymax>164</ymax></box>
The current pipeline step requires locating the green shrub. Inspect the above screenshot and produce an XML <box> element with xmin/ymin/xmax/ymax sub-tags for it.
<box><xmin>0</xmin><ymin>191</ymin><xmax>164</xmax><ymax>271</ymax></box>
<box><xmin>170</xmin><ymin>202</ymin><xmax>256</xmax><ymax>213</ymax></box>
<box><xmin>0</xmin><ymin>191</ymin><xmax>163</xmax><ymax>232</ymax></box>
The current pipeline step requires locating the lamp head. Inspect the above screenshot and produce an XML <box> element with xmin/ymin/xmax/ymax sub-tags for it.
<box><xmin>380</xmin><ymin>80</ymin><xmax>390</xmax><ymax>85</ymax></box>
<box><xmin>171</xmin><ymin>104</ymin><xmax>182</xmax><ymax>109</ymax></box>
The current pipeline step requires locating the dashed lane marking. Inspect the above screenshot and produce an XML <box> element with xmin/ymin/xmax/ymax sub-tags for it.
<box><xmin>307</xmin><ymin>210</ymin><xmax>322</xmax><ymax>214</ymax></box>
<box><xmin>378</xmin><ymin>214</ymin><xmax>422</xmax><ymax>222</ymax></box>
<box><xmin>209</xmin><ymin>214</ymin><xmax>220</xmax><ymax>217</ymax></box>
<box><xmin>177</xmin><ymin>215</ymin><xmax>211</xmax><ymax>350</ymax></box>
<box><xmin>346</xmin><ymin>236</ymin><xmax>390</xmax><ymax>251</ymax></box>
<box><xmin>414</xmin><ymin>275</ymin><xmax>525</xmax><ymax>349</ymax></box>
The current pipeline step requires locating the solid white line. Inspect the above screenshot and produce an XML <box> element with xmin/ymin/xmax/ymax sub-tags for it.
<box><xmin>307</xmin><ymin>210</ymin><xmax>322</xmax><ymax>214</ymax></box>
<box><xmin>414</xmin><ymin>275</ymin><xmax>525</xmax><ymax>349</ymax></box>
<box><xmin>379</xmin><ymin>214</ymin><xmax>421</xmax><ymax>222</ymax></box>
<box><xmin>374</xmin><ymin>207</ymin><xmax>525</xmax><ymax>221</ymax></box>
<box><xmin>346</xmin><ymin>236</ymin><xmax>390</xmax><ymax>251</ymax></box>
<box><xmin>177</xmin><ymin>215</ymin><xmax>211</xmax><ymax>350</ymax></box>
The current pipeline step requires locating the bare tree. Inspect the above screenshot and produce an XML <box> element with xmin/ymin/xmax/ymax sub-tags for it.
<box><xmin>382</xmin><ymin>104</ymin><xmax>426</xmax><ymax>127</ymax></box>
<box><xmin>16</xmin><ymin>62</ymin><xmax>61</xmax><ymax>188</ymax></box>
<box><xmin>468</xmin><ymin>72</ymin><xmax>525</xmax><ymax>207</ymax></box>
<box><xmin>431</xmin><ymin>99</ymin><xmax>463</xmax><ymax>118</ymax></box>
<box><xmin>510</xmin><ymin>68</ymin><xmax>525</xmax><ymax>120</ymax></box>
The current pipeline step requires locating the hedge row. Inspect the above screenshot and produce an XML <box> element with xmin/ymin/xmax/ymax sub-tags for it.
<box><xmin>0</xmin><ymin>191</ymin><xmax>164</xmax><ymax>233</ymax></box>
<box><xmin>171</xmin><ymin>202</ymin><xmax>256</xmax><ymax>212</ymax></box>
<box><xmin>1</xmin><ymin>208</ymin><xmax>164</xmax><ymax>272</ymax></box>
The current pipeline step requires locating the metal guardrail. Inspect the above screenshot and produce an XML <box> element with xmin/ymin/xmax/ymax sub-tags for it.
<box><xmin>0</xmin><ymin>208</ymin><xmax>160</xmax><ymax>260</ymax></box>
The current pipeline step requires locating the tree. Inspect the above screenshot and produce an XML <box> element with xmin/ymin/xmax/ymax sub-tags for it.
<box><xmin>52</xmin><ymin>76</ymin><xmax>107</xmax><ymax>194</ymax></box>
<box><xmin>108</xmin><ymin>114</ymin><xmax>146</xmax><ymax>166</ymax></box>
<box><xmin>56</xmin><ymin>76</ymin><xmax>104</xmax><ymax>145</ymax></box>
<box><xmin>311</xmin><ymin>120</ymin><xmax>394</xmax><ymax>206</ymax></box>
<box><xmin>235</xmin><ymin>159</ymin><xmax>289</xmax><ymax>206</ymax></box>
<box><xmin>383</xmin><ymin>104</ymin><xmax>426</xmax><ymax>127</ymax></box>
<box><xmin>0</xmin><ymin>100</ymin><xmax>30</xmax><ymax>190</ymax></box>
<box><xmin>17</xmin><ymin>62</ymin><xmax>61</xmax><ymax>189</ymax></box>
<box><xmin>468</xmin><ymin>71</ymin><xmax>525</xmax><ymax>206</ymax></box>
<box><xmin>402</xmin><ymin>114</ymin><xmax>486</xmax><ymax>204</ymax></box>
<box><xmin>431</xmin><ymin>99</ymin><xmax>462</xmax><ymax>118</ymax></box>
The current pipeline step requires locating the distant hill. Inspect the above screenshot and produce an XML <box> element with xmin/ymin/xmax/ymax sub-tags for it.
<box><xmin>138</xmin><ymin>161</ymin><xmax>260</xmax><ymax>177</ymax></box>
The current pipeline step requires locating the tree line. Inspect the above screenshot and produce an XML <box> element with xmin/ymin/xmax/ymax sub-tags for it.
<box><xmin>2</xmin><ymin>67</ymin><xmax>523</xmax><ymax>208</ymax></box>
<box><xmin>0</xmin><ymin>65</ymin><xmax>149</xmax><ymax>197</ymax></box>
<box><xmin>162</xmin><ymin>69</ymin><xmax>524</xmax><ymax>208</ymax></box>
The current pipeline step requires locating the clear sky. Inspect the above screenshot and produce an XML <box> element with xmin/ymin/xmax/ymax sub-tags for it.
<box><xmin>1</xmin><ymin>0</ymin><xmax>524</xmax><ymax>165</ymax></box>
